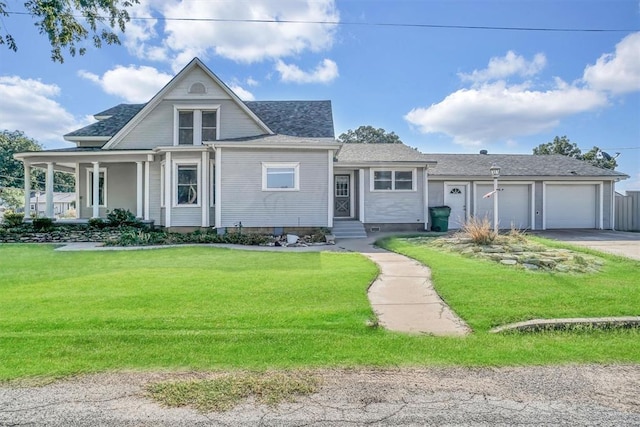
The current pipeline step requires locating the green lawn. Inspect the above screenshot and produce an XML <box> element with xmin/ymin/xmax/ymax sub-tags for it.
<box><xmin>0</xmin><ymin>242</ymin><xmax>638</xmax><ymax>381</ymax></box>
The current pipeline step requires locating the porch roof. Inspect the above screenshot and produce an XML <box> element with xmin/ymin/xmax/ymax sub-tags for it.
<box><xmin>335</xmin><ymin>143</ymin><xmax>435</xmax><ymax>165</ymax></box>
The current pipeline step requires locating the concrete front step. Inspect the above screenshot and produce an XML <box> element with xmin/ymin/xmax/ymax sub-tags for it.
<box><xmin>332</xmin><ymin>220</ymin><xmax>367</xmax><ymax>239</ymax></box>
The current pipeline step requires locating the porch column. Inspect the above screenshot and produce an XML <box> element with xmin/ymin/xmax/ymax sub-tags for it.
<box><xmin>214</xmin><ymin>148</ymin><xmax>222</xmax><ymax>229</ymax></box>
<box><xmin>359</xmin><ymin>169</ymin><xmax>365</xmax><ymax>222</ymax></box>
<box><xmin>164</xmin><ymin>152</ymin><xmax>172</xmax><ymax>227</ymax></box>
<box><xmin>136</xmin><ymin>161</ymin><xmax>143</xmax><ymax>218</ymax></box>
<box><xmin>23</xmin><ymin>162</ymin><xmax>31</xmax><ymax>218</ymax></box>
<box><xmin>201</xmin><ymin>151</ymin><xmax>209</xmax><ymax>227</ymax></box>
<box><xmin>45</xmin><ymin>162</ymin><xmax>54</xmax><ymax>218</ymax></box>
<box><xmin>327</xmin><ymin>150</ymin><xmax>334</xmax><ymax>228</ymax></box>
<box><xmin>143</xmin><ymin>160</ymin><xmax>150</xmax><ymax>221</ymax></box>
<box><xmin>74</xmin><ymin>164</ymin><xmax>80</xmax><ymax>218</ymax></box>
<box><xmin>92</xmin><ymin>161</ymin><xmax>100</xmax><ymax>218</ymax></box>
<box><xmin>423</xmin><ymin>166</ymin><xmax>429</xmax><ymax>231</ymax></box>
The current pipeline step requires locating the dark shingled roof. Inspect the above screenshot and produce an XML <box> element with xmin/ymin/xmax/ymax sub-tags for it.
<box><xmin>336</xmin><ymin>143</ymin><xmax>433</xmax><ymax>163</ymax></box>
<box><xmin>245</xmin><ymin>100</ymin><xmax>334</xmax><ymax>138</ymax></box>
<box><xmin>426</xmin><ymin>154</ymin><xmax>628</xmax><ymax>178</ymax></box>
<box><xmin>65</xmin><ymin>104</ymin><xmax>145</xmax><ymax>138</ymax></box>
<box><xmin>65</xmin><ymin>100</ymin><xmax>334</xmax><ymax>140</ymax></box>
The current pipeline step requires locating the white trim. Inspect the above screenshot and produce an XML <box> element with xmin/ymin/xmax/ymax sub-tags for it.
<box><xmin>262</xmin><ymin>162</ymin><xmax>300</xmax><ymax>191</ymax></box>
<box><xmin>211</xmin><ymin>142</ymin><xmax>339</xmax><ymax>150</ymax></box>
<box><xmin>423</xmin><ymin>168</ymin><xmax>429</xmax><ymax>230</ymax></box>
<box><xmin>15</xmin><ymin>150</ymin><xmax>153</xmax><ymax>159</ymax></box>
<box><xmin>136</xmin><ymin>161</ymin><xmax>143</xmax><ymax>218</ymax></box>
<box><xmin>164</xmin><ymin>152</ymin><xmax>172</xmax><ymax>227</ymax></box>
<box><xmin>45</xmin><ymin>163</ymin><xmax>54</xmax><ymax>218</ymax></box>
<box><xmin>215</xmin><ymin>148</ymin><xmax>222</xmax><ymax>228</ymax></box>
<box><xmin>358</xmin><ymin>169</ymin><xmax>365</xmax><ymax>222</ymax></box>
<box><xmin>23</xmin><ymin>162</ymin><xmax>31</xmax><ymax>218</ymax></box>
<box><xmin>173</xmin><ymin>160</ymin><xmax>202</xmax><ymax>207</ymax></box>
<box><xmin>144</xmin><ymin>161</ymin><xmax>150</xmax><ymax>221</ymax></box>
<box><xmin>542</xmin><ymin>181</ymin><xmax>603</xmax><ymax>230</ymax></box>
<box><xmin>102</xmin><ymin>58</ymin><xmax>272</xmax><ymax>150</ymax></box>
<box><xmin>328</xmin><ymin>151</ymin><xmax>334</xmax><ymax>228</ymax></box>
<box><xmin>160</xmin><ymin>161</ymin><xmax>166</xmax><ymax>208</ymax></box>
<box><xmin>369</xmin><ymin>168</ymin><xmax>417</xmax><ymax>192</ymax></box>
<box><xmin>74</xmin><ymin>164</ymin><xmax>80</xmax><ymax>218</ymax></box>
<box><xmin>86</xmin><ymin>166</ymin><xmax>107</xmax><ymax>208</ymax></box>
<box><xmin>209</xmin><ymin>159</ymin><xmax>215</xmax><ymax>208</ymax></box>
<box><xmin>201</xmin><ymin>151</ymin><xmax>209</xmax><ymax>227</ymax></box>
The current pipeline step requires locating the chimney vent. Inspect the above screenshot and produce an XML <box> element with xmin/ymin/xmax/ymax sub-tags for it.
<box><xmin>479</xmin><ymin>149</ymin><xmax>488</xmax><ymax>155</ymax></box>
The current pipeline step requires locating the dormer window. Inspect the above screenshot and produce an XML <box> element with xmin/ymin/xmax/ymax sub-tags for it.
<box><xmin>173</xmin><ymin>105</ymin><xmax>220</xmax><ymax>146</ymax></box>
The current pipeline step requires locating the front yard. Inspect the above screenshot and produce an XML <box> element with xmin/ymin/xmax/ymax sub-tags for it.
<box><xmin>0</xmin><ymin>241</ymin><xmax>638</xmax><ymax>381</ymax></box>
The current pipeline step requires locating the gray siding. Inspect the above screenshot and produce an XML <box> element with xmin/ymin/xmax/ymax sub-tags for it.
<box><xmin>148</xmin><ymin>161</ymin><xmax>162</xmax><ymax>225</ymax></box>
<box><xmin>363</xmin><ymin>168</ymin><xmax>426</xmax><ymax>224</ymax></box>
<box><xmin>428</xmin><ymin>181</ymin><xmax>445</xmax><ymax>207</ymax></box>
<box><xmin>219</xmin><ymin>148</ymin><xmax>329</xmax><ymax>228</ymax></box>
<box><xmin>534</xmin><ymin>181</ymin><xmax>544</xmax><ymax>230</ymax></box>
<box><xmin>77</xmin><ymin>162</ymin><xmax>136</xmax><ymax>218</ymax></box>
<box><xmin>603</xmin><ymin>181</ymin><xmax>613</xmax><ymax>229</ymax></box>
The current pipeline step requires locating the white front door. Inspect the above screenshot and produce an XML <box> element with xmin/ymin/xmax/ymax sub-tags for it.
<box><xmin>444</xmin><ymin>183</ymin><xmax>468</xmax><ymax>229</ymax></box>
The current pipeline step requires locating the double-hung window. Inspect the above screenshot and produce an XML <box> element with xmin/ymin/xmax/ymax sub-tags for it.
<box><xmin>262</xmin><ymin>162</ymin><xmax>300</xmax><ymax>191</ymax></box>
<box><xmin>174</xmin><ymin>106</ymin><xmax>220</xmax><ymax>145</ymax></box>
<box><xmin>371</xmin><ymin>169</ymin><xmax>416</xmax><ymax>191</ymax></box>
<box><xmin>176</xmin><ymin>164</ymin><xmax>199</xmax><ymax>205</ymax></box>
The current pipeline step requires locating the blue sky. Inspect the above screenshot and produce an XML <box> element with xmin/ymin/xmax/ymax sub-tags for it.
<box><xmin>1</xmin><ymin>0</ymin><xmax>639</xmax><ymax>191</ymax></box>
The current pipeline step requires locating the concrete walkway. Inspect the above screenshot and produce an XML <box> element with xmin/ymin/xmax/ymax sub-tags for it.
<box><xmin>337</xmin><ymin>237</ymin><xmax>471</xmax><ymax>336</ymax></box>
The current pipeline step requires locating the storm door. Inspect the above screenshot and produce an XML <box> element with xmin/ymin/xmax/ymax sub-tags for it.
<box><xmin>334</xmin><ymin>175</ymin><xmax>351</xmax><ymax>217</ymax></box>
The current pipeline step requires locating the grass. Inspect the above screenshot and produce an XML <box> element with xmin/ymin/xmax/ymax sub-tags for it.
<box><xmin>0</xmin><ymin>242</ymin><xmax>639</xmax><ymax>381</ymax></box>
<box><xmin>147</xmin><ymin>371</ymin><xmax>319</xmax><ymax>412</ymax></box>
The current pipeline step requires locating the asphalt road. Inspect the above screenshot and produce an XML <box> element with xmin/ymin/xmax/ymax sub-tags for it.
<box><xmin>1</xmin><ymin>365</ymin><xmax>639</xmax><ymax>426</ymax></box>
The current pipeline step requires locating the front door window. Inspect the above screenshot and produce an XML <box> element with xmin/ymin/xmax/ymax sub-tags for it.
<box><xmin>334</xmin><ymin>175</ymin><xmax>350</xmax><ymax>217</ymax></box>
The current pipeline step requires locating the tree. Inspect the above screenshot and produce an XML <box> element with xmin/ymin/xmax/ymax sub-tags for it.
<box><xmin>0</xmin><ymin>130</ymin><xmax>75</xmax><ymax>192</ymax></box>
<box><xmin>0</xmin><ymin>188</ymin><xmax>24</xmax><ymax>210</ymax></box>
<box><xmin>0</xmin><ymin>0</ymin><xmax>138</xmax><ymax>63</ymax></box>
<box><xmin>532</xmin><ymin>135</ymin><xmax>617</xmax><ymax>170</ymax></box>
<box><xmin>338</xmin><ymin>126</ymin><xmax>403</xmax><ymax>144</ymax></box>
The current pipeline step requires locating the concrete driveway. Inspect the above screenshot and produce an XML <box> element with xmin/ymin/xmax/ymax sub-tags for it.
<box><xmin>533</xmin><ymin>230</ymin><xmax>640</xmax><ymax>260</ymax></box>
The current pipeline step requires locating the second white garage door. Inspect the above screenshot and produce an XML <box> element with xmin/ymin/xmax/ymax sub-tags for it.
<box><xmin>545</xmin><ymin>184</ymin><xmax>598</xmax><ymax>229</ymax></box>
<box><xmin>475</xmin><ymin>184</ymin><xmax>531</xmax><ymax>230</ymax></box>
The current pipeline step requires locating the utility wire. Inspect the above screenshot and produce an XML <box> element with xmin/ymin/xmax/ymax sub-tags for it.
<box><xmin>5</xmin><ymin>10</ymin><xmax>637</xmax><ymax>33</ymax></box>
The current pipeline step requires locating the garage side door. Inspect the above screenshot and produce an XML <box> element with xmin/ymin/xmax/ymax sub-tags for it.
<box><xmin>475</xmin><ymin>184</ymin><xmax>531</xmax><ymax>229</ymax></box>
<box><xmin>546</xmin><ymin>184</ymin><xmax>597</xmax><ymax>229</ymax></box>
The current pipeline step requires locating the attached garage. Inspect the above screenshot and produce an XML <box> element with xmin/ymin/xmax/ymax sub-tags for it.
<box><xmin>545</xmin><ymin>183</ymin><xmax>599</xmax><ymax>229</ymax></box>
<box><xmin>475</xmin><ymin>183</ymin><xmax>532</xmax><ymax>230</ymax></box>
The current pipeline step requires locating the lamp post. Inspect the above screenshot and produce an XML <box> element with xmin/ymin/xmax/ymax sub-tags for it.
<box><xmin>490</xmin><ymin>164</ymin><xmax>500</xmax><ymax>234</ymax></box>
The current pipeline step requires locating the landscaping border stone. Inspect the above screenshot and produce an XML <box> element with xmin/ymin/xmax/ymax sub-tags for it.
<box><xmin>490</xmin><ymin>317</ymin><xmax>640</xmax><ymax>333</ymax></box>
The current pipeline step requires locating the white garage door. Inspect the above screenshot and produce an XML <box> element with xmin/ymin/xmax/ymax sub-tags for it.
<box><xmin>475</xmin><ymin>184</ymin><xmax>531</xmax><ymax>230</ymax></box>
<box><xmin>546</xmin><ymin>184</ymin><xmax>597</xmax><ymax>229</ymax></box>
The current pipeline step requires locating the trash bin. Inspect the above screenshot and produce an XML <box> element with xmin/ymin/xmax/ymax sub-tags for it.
<box><xmin>429</xmin><ymin>206</ymin><xmax>451</xmax><ymax>232</ymax></box>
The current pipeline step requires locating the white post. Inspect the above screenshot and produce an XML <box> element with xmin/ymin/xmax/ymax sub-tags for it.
<box><xmin>201</xmin><ymin>151</ymin><xmax>209</xmax><ymax>227</ymax></box>
<box><xmin>74</xmin><ymin>164</ymin><xmax>80</xmax><ymax>218</ymax></box>
<box><xmin>214</xmin><ymin>148</ymin><xmax>222</xmax><ymax>229</ymax></box>
<box><xmin>136</xmin><ymin>161</ymin><xmax>143</xmax><ymax>218</ymax></box>
<box><xmin>327</xmin><ymin>150</ymin><xmax>334</xmax><ymax>228</ymax></box>
<box><xmin>45</xmin><ymin>162</ymin><xmax>54</xmax><ymax>218</ymax></box>
<box><xmin>164</xmin><ymin>152</ymin><xmax>172</xmax><ymax>227</ymax></box>
<box><xmin>92</xmin><ymin>161</ymin><xmax>100</xmax><ymax>218</ymax></box>
<box><xmin>423</xmin><ymin>166</ymin><xmax>429</xmax><ymax>230</ymax></box>
<box><xmin>23</xmin><ymin>162</ymin><xmax>31</xmax><ymax>218</ymax></box>
<box><xmin>359</xmin><ymin>168</ymin><xmax>365</xmax><ymax>223</ymax></box>
<box><xmin>144</xmin><ymin>161</ymin><xmax>150</xmax><ymax>221</ymax></box>
<box><xmin>493</xmin><ymin>176</ymin><xmax>499</xmax><ymax>234</ymax></box>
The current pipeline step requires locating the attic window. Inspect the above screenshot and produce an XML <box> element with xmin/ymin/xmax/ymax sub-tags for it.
<box><xmin>188</xmin><ymin>82</ymin><xmax>206</xmax><ymax>94</ymax></box>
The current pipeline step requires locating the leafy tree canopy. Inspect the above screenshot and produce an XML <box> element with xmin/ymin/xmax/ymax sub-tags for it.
<box><xmin>0</xmin><ymin>0</ymin><xmax>138</xmax><ymax>63</ymax></box>
<box><xmin>0</xmin><ymin>130</ymin><xmax>75</xmax><ymax>192</ymax></box>
<box><xmin>338</xmin><ymin>126</ymin><xmax>403</xmax><ymax>144</ymax></box>
<box><xmin>533</xmin><ymin>136</ymin><xmax>617</xmax><ymax>170</ymax></box>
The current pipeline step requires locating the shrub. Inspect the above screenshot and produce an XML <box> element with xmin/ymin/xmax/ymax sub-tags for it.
<box><xmin>2</xmin><ymin>211</ymin><xmax>25</xmax><ymax>228</ymax></box>
<box><xmin>461</xmin><ymin>216</ymin><xmax>496</xmax><ymax>245</ymax></box>
<box><xmin>32</xmin><ymin>217</ymin><xmax>54</xmax><ymax>231</ymax></box>
<box><xmin>107</xmin><ymin>208</ymin><xmax>141</xmax><ymax>227</ymax></box>
<box><xmin>88</xmin><ymin>217</ymin><xmax>108</xmax><ymax>229</ymax></box>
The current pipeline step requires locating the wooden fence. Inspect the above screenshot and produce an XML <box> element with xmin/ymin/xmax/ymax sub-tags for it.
<box><xmin>615</xmin><ymin>191</ymin><xmax>640</xmax><ymax>231</ymax></box>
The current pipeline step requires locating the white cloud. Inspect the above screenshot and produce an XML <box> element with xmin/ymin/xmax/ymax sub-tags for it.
<box><xmin>229</xmin><ymin>84</ymin><xmax>255</xmax><ymax>101</ymax></box>
<box><xmin>123</xmin><ymin>0</ymin><xmax>339</xmax><ymax>68</ymax></box>
<box><xmin>405</xmin><ymin>80</ymin><xmax>608</xmax><ymax>146</ymax></box>
<box><xmin>0</xmin><ymin>76</ymin><xmax>88</xmax><ymax>146</ymax></box>
<box><xmin>459</xmin><ymin>51</ymin><xmax>546</xmax><ymax>84</ymax></box>
<box><xmin>583</xmin><ymin>32</ymin><xmax>640</xmax><ymax>94</ymax></box>
<box><xmin>275</xmin><ymin>59</ymin><xmax>339</xmax><ymax>83</ymax></box>
<box><xmin>246</xmin><ymin>77</ymin><xmax>259</xmax><ymax>87</ymax></box>
<box><xmin>78</xmin><ymin>65</ymin><xmax>173</xmax><ymax>103</ymax></box>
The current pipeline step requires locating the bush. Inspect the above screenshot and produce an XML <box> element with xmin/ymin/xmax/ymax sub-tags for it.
<box><xmin>2</xmin><ymin>211</ymin><xmax>25</xmax><ymax>228</ymax></box>
<box><xmin>461</xmin><ymin>216</ymin><xmax>496</xmax><ymax>245</ymax></box>
<box><xmin>107</xmin><ymin>208</ymin><xmax>141</xmax><ymax>227</ymax></box>
<box><xmin>88</xmin><ymin>217</ymin><xmax>108</xmax><ymax>229</ymax></box>
<box><xmin>32</xmin><ymin>217</ymin><xmax>54</xmax><ymax>231</ymax></box>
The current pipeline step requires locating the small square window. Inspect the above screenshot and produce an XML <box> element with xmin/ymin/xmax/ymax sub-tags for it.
<box><xmin>262</xmin><ymin>163</ymin><xmax>299</xmax><ymax>191</ymax></box>
<box><xmin>374</xmin><ymin>171</ymin><xmax>392</xmax><ymax>190</ymax></box>
<box><xmin>371</xmin><ymin>169</ymin><xmax>415</xmax><ymax>191</ymax></box>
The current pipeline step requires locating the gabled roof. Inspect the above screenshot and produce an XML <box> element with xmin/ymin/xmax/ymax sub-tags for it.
<box><xmin>335</xmin><ymin>143</ymin><xmax>435</xmax><ymax>164</ymax></box>
<box><xmin>65</xmin><ymin>100</ymin><xmax>334</xmax><ymax>140</ymax></box>
<box><xmin>426</xmin><ymin>154</ymin><xmax>629</xmax><ymax>178</ymax></box>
